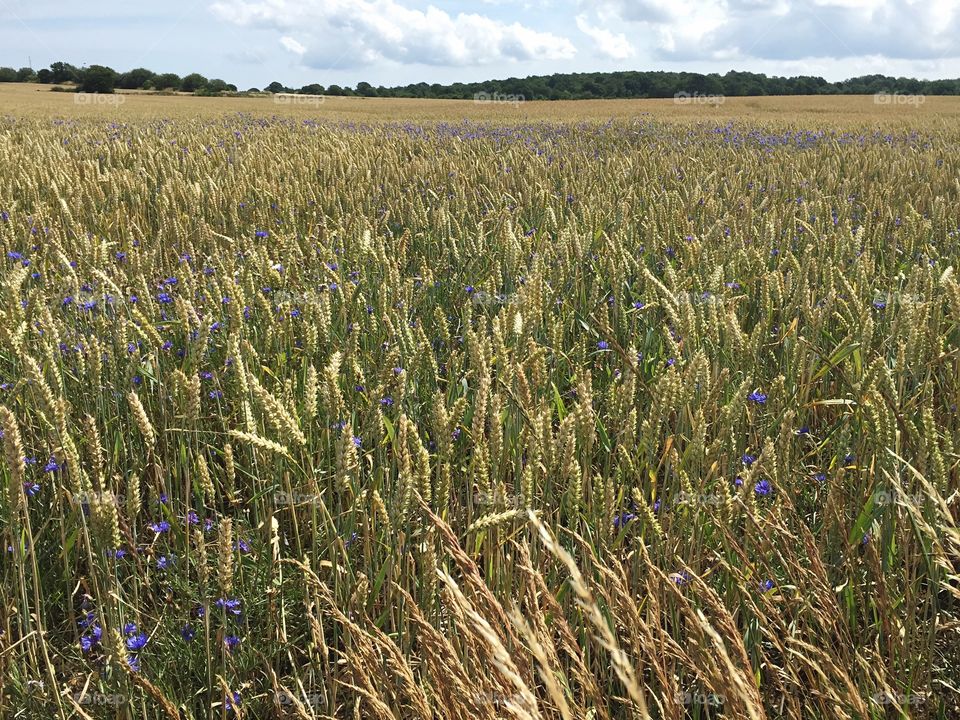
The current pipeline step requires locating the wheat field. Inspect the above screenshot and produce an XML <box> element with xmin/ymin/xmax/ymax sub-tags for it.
<box><xmin>0</xmin><ymin>91</ymin><xmax>959</xmax><ymax>719</ymax></box>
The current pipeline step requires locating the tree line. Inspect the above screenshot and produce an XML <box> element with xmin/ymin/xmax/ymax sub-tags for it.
<box><xmin>2</xmin><ymin>62</ymin><xmax>959</xmax><ymax>99</ymax></box>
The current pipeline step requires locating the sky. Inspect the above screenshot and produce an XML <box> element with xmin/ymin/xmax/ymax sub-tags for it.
<box><xmin>1</xmin><ymin>0</ymin><xmax>959</xmax><ymax>89</ymax></box>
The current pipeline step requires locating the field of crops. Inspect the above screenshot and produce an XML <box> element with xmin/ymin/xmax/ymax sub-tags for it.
<box><xmin>0</xmin><ymin>96</ymin><xmax>959</xmax><ymax>719</ymax></box>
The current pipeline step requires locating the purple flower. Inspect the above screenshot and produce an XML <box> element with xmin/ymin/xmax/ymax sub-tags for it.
<box><xmin>742</xmin><ymin>454</ymin><xmax>756</xmax><ymax>467</ymax></box>
<box><xmin>754</xmin><ymin>479</ymin><xmax>772</xmax><ymax>496</ymax></box>
<box><xmin>352</xmin><ymin>436</ymin><xmax>362</xmax><ymax>448</ymax></box>
<box><xmin>23</xmin><ymin>482</ymin><xmax>40</xmax><ymax>497</ymax></box>
<box><xmin>147</xmin><ymin>520</ymin><xmax>171</xmax><ymax>533</ymax></box>
<box><xmin>126</xmin><ymin>633</ymin><xmax>148</xmax><ymax>651</ymax></box>
<box><xmin>180</xmin><ymin>624</ymin><xmax>195</xmax><ymax>642</ymax></box>
<box><xmin>747</xmin><ymin>391</ymin><xmax>767</xmax><ymax>405</ymax></box>
<box><xmin>43</xmin><ymin>456</ymin><xmax>61</xmax><ymax>473</ymax></box>
<box><xmin>613</xmin><ymin>512</ymin><xmax>635</xmax><ymax>529</ymax></box>
<box><xmin>225</xmin><ymin>635</ymin><xmax>241</xmax><ymax>652</ymax></box>
<box><xmin>216</xmin><ymin>598</ymin><xmax>242</xmax><ymax>615</ymax></box>
<box><xmin>255</xmin><ymin>230</ymin><xmax>268</xmax><ymax>238</ymax></box>
<box><xmin>380</xmin><ymin>396</ymin><xmax>394</xmax><ymax>407</ymax></box>
<box><xmin>157</xmin><ymin>292</ymin><xmax>174</xmax><ymax>304</ymax></box>
<box><xmin>123</xmin><ymin>622</ymin><xmax>138</xmax><ymax>636</ymax></box>
<box><xmin>597</xmin><ymin>341</ymin><xmax>609</xmax><ymax>350</ymax></box>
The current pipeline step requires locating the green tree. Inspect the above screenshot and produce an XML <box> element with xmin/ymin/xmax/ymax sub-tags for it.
<box><xmin>152</xmin><ymin>73</ymin><xmax>182</xmax><ymax>91</ymax></box>
<box><xmin>0</xmin><ymin>67</ymin><xmax>16</xmax><ymax>82</ymax></box>
<box><xmin>181</xmin><ymin>73</ymin><xmax>209</xmax><ymax>93</ymax></box>
<box><xmin>78</xmin><ymin>65</ymin><xmax>118</xmax><ymax>93</ymax></box>
<box><xmin>49</xmin><ymin>62</ymin><xmax>79</xmax><ymax>84</ymax></box>
<box><xmin>118</xmin><ymin>68</ymin><xmax>155</xmax><ymax>90</ymax></box>
<box><xmin>16</xmin><ymin>67</ymin><xmax>35</xmax><ymax>82</ymax></box>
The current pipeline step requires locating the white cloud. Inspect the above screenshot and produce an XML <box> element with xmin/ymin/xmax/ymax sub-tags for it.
<box><xmin>280</xmin><ymin>36</ymin><xmax>306</xmax><ymax>55</ymax></box>
<box><xmin>575</xmin><ymin>15</ymin><xmax>635</xmax><ymax>59</ymax></box>
<box><xmin>590</xmin><ymin>0</ymin><xmax>960</xmax><ymax>62</ymax></box>
<box><xmin>211</xmin><ymin>0</ymin><xmax>577</xmax><ymax>68</ymax></box>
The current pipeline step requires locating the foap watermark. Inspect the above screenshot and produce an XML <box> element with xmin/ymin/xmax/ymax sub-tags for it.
<box><xmin>674</xmin><ymin>91</ymin><xmax>725</xmax><ymax>106</ymax></box>
<box><xmin>71</xmin><ymin>691</ymin><xmax>128</xmax><ymax>707</ymax></box>
<box><xmin>676</xmin><ymin>690</ymin><xmax>724</xmax><ymax>706</ymax></box>
<box><xmin>872</xmin><ymin>489</ymin><xmax>927</xmax><ymax>506</ymax></box>
<box><xmin>274</xmin><ymin>491</ymin><xmax>323</xmax><ymax>506</ymax></box>
<box><xmin>470</xmin><ymin>290</ymin><xmax>518</xmax><ymax>308</ymax></box>
<box><xmin>75</xmin><ymin>93</ymin><xmax>126</xmax><ymax>107</ymax></box>
<box><xmin>476</xmin><ymin>691</ymin><xmax>527</xmax><ymax>708</ymax></box>
<box><xmin>275</xmin><ymin>691</ymin><xmax>324</xmax><ymax>708</ymax></box>
<box><xmin>473</xmin><ymin>91</ymin><xmax>524</xmax><ymax>107</ymax></box>
<box><xmin>874</xmin><ymin>91</ymin><xmax>925</xmax><ymax>107</ymax></box>
<box><xmin>673</xmin><ymin>492</ymin><xmax>725</xmax><ymax>508</ymax></box>
<box><xmin>274</xmin><ymin>93</ymin><xmax>326</xmax><ymax>107</ymax></box>
<box><xmin>475</xmin><ymin>490</ymin><xmax>523</xmax><ymax>509</ymax></box>
<box><xmin>671</xmin><ymin>291</ymin><xmax>729</xmax><ymax>307</ymax></box>
<box><xmin>871</xmin><ymin>691</ymin><xmax>926</xmax><ymax>707</ymax></box>
<box><xmin>73</xmin><ymin>490</ymin><xmax>125</xmax><ymax>506</ymax></box>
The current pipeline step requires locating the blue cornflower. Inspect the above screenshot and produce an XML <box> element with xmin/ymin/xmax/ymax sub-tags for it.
<box><xmin>380</xmin><ymin>396</ymin><xmax>394</xmax><ymax>406</ymax></box>
<box><xmin>162</xmin><ymin>277</ymin><xmax>178</xmax><ymax>286</ymax></box>
<box><xmin>216</xmin><ymin>598</ymin><xmax>242</xmax><ymax>615</ymax></box>
<box><xmin>255</xmin><ymin>230</ymin><xmax>268</xmax><ymax>238</ymax></box>
<box><xmin>352</xmin><ymin>436</ymin><xmax>362</xmax><ymax>448</ymax></box>
<box><xmin>43</xmin><ymin>456</ymin><xmax>61</xmax><ymax>473</ymax></box>
<box><xmin>754</xmin><ymin>479</ymin><xmax>772</xmax><ymax>496</ymax></box>
<box><xmin>814</xmin><ymin>472</ymin><xmax>826</xmax><ymax>483</ymax></box>
<box><xmin>761</xmin><ymin>579</ymin><xmax>775</xmax><ymax>592</ymax></box>
<box><xmin>597</xmin><ymin>341</ymin><xmax>609</xmax><ymax>350</ymax></box>
<box><xmin>62</xmin><ymin>296</ymin><xmax>74</xmax><ymax>306</ymax></box>
<box><xmin>632</xmin><ymin>301</ymin><xmax>645</xmax><ymax>309</ymax></box>
<box><xmin>844</xmin><ymin>454</ymin><xmax>856</xmax><ymax>465</ymax></box>
<box><xmin>742</xmin><ymin>454</ymin><xmax>756</xmax><ymax>467</ymax></box>
<box><xmin>209</xmin><ymin>390</ymin><xmax>223</xmax><ymax>400</ymax></box>
<box><xmin>126</xmin><ymin>633</ymin><xmax>148</xmax><ymax>651</ymax></box>
<box><xmin>613</xmin><ymin>512</ymin><xmax>635</xmax><ymax>529</ymax></box>
<box><xmin>181</xmin><ymin>625</ymin><xmax>195</xmax><ymax>642</ymax></box>
<box><xmin>123</xmin><ymin>622</ymin><xmax>138</xmax><ymax>636</ymax></box>
<box><xmin>748</xmin><ymin>390</ymin><xmax>767</xmax><ymax>404</ymax></box>
<box><xmin>80</xmin><ymin>627</ymin><xmax>102</xmax><ymax>653</ymax></box>
<box><xmin>162</xmin><ymin>340</ymin><xmax>173</xmax><ymax>351</ymax></box>
<box><xmin>23</xmin><ymin>482</ymin><xmax>40</xmax><ymax>497</ymax></box>
<box><xmin>156</xmin><ymin>555</ymin><xmax>173</xmax><ymax>570</ymax></box>
<box><xmin>224</xmin><ymin>635</ymin><xmax>241</xmax><ymax>652</ymax></box>
<box><xmin>127</xmin><ymin>655</ymin><xmax>141</xmax><ymax>672</ymax></box>
<box><xmin>465</xmin><ymin>285</ymin><xmax>475</xmax><ymax>294</ymax></box>
<box><xmin>147</xmin><ymin>520</ymin><xmax>171</xmax><ymax>533</ymax></box>
<box><xmin>157</xmin><ymin>292</ymin><xmax>173</xmax><ymax>304</ymax></box>
<box><xmin>225</xmin><ymin>691</ymin><xmax>241</xmax><ymax>713</ymax></box>
<box><xmin>115</xmin><ymin>252</ymin><xmax>126</xmax><ymax>261</ymax></box>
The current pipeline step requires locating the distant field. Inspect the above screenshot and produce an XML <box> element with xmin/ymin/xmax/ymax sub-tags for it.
<box><xmin>3</xmin><ymin>81</ymin><xmax>960</xmax><ymax>123</ymax></box>
<box><xmin>0</xmin><ymin>85</ymin><xmax>959</xmax><ymax>720</ymax></box>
